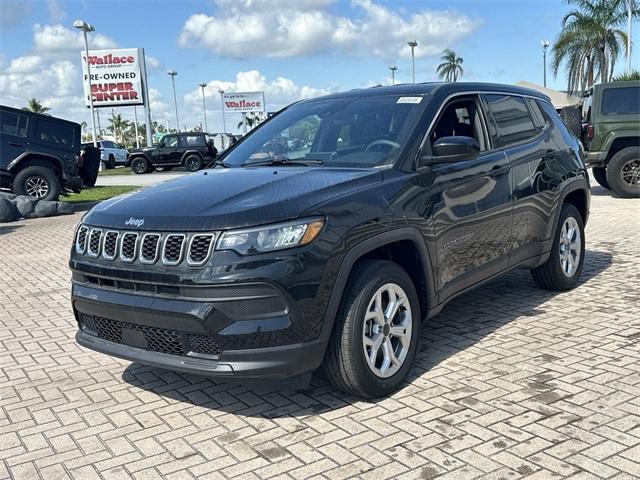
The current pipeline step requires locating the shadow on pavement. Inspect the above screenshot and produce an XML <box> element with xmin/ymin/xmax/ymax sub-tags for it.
<box><xmin>122</xmin><ymin>249</ymin><xmax>613</xmax><ymax>417</ymax></box>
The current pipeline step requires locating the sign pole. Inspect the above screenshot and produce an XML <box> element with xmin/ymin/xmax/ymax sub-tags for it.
<box><xmin>133</xmin><ymin>105</ymin><xmax>140</xmax><ymax>148</ymax></box>
<box><xmin>139</xmin><ymin>48</ymin><xmax>153</xmax><ymax>147</ymax></box>
<box><xmin>242</xmin><ymin>112</ymin><xmax>247</xmax><ymax>134</ymax></box>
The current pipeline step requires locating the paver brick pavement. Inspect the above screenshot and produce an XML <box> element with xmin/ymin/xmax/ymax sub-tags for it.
<box><xmin>1</xmin><ymin>184</ymin><xmax>639</xmax><ymax>479</ymax></box>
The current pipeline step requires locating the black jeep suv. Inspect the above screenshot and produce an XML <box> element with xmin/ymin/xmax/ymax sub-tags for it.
<box><xmin>129</xmin><ymin>132</ymin><xmax>215</xmax><ymax>174</ymax></box>
<box><xmin>1</xmin><ymin>105</ymin><xmax>99</xmax><ymax>201</ymax></box>
<box><xmin>70</xmin><ymin>83</ymin><xmax>590</xmax><ymax>398</ymax></box>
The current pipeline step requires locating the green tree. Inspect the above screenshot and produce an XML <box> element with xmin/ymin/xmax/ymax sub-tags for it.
<box><xmin>108</xmin><ymin>113</ymin><xmax>129</xmax><ymax>144</ymax></box>
<box><xmin>436</xmin><ymin>49</ymin><xmax>464</xmax><ymax>82</ymax></box>
<box><xmin>611</xmin><ymin>69</ymin><xmax>640</xmax><ymax>81</ymax></box>
<box><xmin>552</xmin><ymin>0</ymin><xmax>638</xmax><ymax>94</ymax></box>
<box><xmin>237</xmin><ymin>112</ymin><xmax>264</xmax><ymax>130</ymax></box>
<box><xmin>22</xmin><ymin>98</ymin><xmax>50</xmax><ymax>114</ymax></box>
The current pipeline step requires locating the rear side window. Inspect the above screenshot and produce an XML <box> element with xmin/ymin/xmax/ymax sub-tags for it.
<box><xmin>484</xmin><ymin>94</ymin><xmax>539</xmax><ymax>147</ymax></box>
<box><xmin>601</xmin><ymin>86</ymin><xmax>640</xmax><ymax>115</ymax></box>
<box><xmin>35</xmin><ymin>119</ymin><xmax>75</xmax><ymax>147</ymax></box>
<box><xmin>1</xmin><ymin>111</ymin><xmax>28</xmax><ymax>137</ymax></box>
<box><xmin>181</xmin><ymin>135</ymin><xmax>205</xmax><ymax>147</ymax></box>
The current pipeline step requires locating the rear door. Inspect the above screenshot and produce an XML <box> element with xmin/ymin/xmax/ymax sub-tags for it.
<box><xmin>482</xmin><ymin>93</ymin><xmax>559</xmax><ymax>265</ymax></box>
<box><xmin>1</xmin><ymin>110</ymin><xmax>29</xmax><ymax>167</ymax></box>
<box><xmin>30</xmin><ymin>118</ymin><xmax>78</xmax><ymax>173</ymax></box>
<box><xmin>423</xmin><ymin>95</ymin><xmax>513</xmax><ymax>299</ymax></box>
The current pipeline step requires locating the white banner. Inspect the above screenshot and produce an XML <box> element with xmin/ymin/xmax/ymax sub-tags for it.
<box><xmin>81</xmin><ymin>48</ymin><xmax>144</xmax><ymax>107</ymax></box>
<box><xmin>222</xmin><ymin>91</ymin><xmax>265</xmax><ymax>113</ymax></box>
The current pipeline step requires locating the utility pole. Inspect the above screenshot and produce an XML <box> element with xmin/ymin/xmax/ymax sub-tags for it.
<box><xmin>167</xmin><ymin>69</ymin><xmax>179</xmax><ymax>132</ymax></box>
<box><xmin>541</xmin><ymin>40</ymin><xmax>550</xmax><ymax>87</ymax></box>
<box><xmin>628</xmin><ymin>0</ymin><xmax>633</xmax><ymax>74</ymax></box>
<box><xmin>218</xmin><ymin>89</ymin><xmax>227</xmax><ymax>148</ymax></box>
<box><xmin>389</xmin><ymin>65</ymin><xmax>398</xmax><ymax>85</ymax></box>
<box><xmin>133</xmin><ymin>105</ymin><xmax>140</xmax><ymax>148</ymax></box>
<box><xmin>74</xmin><ymin>20</ymin><xmax>97</xmax><ymax>148</ymax></box>
<box><xmin>408</xmin><ymin>41</ymin><xmax>418</xmax><ymax>83</ymax></box>
<box><xmin>199</xmin><ymin>83</ymin><xmax>208</xmax><ymax>133</ymax></box>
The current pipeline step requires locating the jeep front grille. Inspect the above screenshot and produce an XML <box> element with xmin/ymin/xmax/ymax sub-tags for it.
<box><xmin>102</xmin><ymin>231</ymin><xmax>119</xmax><ymax>260</ymax></box>
<box><xmin>120</xmin><ymin>232</ymin><xmax>138</xmax><ymax>262</ymax></box>
<box><xmin>76</xmin><ymin>226</ymin><xmax>219</xmax><ymax>267</ymax></box>
<box><xmin>87</xmin><ymin>229</ymin><xmax>102</xmax><ymax>257</ymax></box>
<box><xmin>162</xmin><ymin>235</ymin><xmax>185</xmax><ymax>265</ymax></box>
<box><xmin>140</xmin><ymin>234</ymin><xmax>160</xmax><ymax>264</ymax></box>
<box><xmin>75</xmin><ymin>225</ymin><xmax>89</xmax><ymax>253</ymax></box>
<box><xmin>187</xmin><ymin>234</ymin><xmax>216</xmax><ymax>265</ymax></box>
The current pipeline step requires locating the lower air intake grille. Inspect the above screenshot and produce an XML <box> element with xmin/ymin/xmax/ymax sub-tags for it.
<box><xmin>78</xmin><ymin>314</ymin><xmax>222</xmax><ymax>358</ymax></box>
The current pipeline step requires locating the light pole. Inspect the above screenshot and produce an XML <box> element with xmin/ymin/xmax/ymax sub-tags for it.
<box><xmin>628</xmin><ymin>0</ymin><xmax>633</xmax><ymax>75</ymax></box>
<box><xmin>167</xmin><ymin>69</ymin><xmax>179</xmax><ymax>132</ymax></box>
<box><xmin>541</xmin><ymin>40</ymin><xmax>550</xmax><ymax>87</ymax></box>
<box><xmin>199</xmin><ymin>83</ymin><xmax>208</xmax><ymax>133</ymax></box>
<box><xmin>389</xmin><ymin>65</ymin><xmax>398</xmax><ymax>85</ymax></box>
<box><xmin>74</xmin><ymin>20</ymin><xmax>97</xmax><ymax>148</ymax></box>
<box><xmin>408</xmin><ymin>40</ymin><xmax>418</xmax><ymax>83</ymax></box>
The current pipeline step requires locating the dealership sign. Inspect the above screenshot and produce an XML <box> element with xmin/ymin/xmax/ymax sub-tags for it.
<box><xmin>81</xmin><ymin>48</ymin><xmax>144</xmax><ymax>107</ymax></box>
<box><xmin>222</xmin><ymin>92</ymin><xmax>265</xmax><ymax>113</ymax></box>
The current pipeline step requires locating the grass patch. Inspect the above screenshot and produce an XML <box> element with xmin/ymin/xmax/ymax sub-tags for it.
<box><xmin>61</xmin><ymin>185</ymin><xmax>139</xmax><ymax>203</ymax></box>
<box><xmin>98</xmin><ymin>166</ymin><xmax>134</xmax><ymax>176</ymax></box>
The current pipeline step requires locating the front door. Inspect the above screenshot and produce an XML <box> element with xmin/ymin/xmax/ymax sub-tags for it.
<box><xmin>157</xmin><ymin>135</ymin><xmax>180</xmax><ymax>165</ymax></box>
<box><xmin>422</xmin><ymin>95</ymin><xmax>513</xmax><ymax>300</ymax></box>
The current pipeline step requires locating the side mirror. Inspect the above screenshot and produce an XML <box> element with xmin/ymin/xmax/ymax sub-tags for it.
<box><xmin>431</xmin><ymin>136</ymin><xmax>480</xmax><ymax>163</ymax></box>
<box><xmin>159</xmin><ymin>142</ymin><xmax>165</xmax><ymax>148</ymax></box>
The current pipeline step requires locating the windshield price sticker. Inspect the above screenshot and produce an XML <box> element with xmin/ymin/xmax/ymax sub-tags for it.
<box><xmin>397</xmin><ymin>97</ymin><xmax>423</xmax><ymax>104</ymax></box>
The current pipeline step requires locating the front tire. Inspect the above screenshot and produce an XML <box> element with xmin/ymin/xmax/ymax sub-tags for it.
<box><xmin>13</xmin><ymin>165</ymin><xmax>61</xmax><ymax>201</ymax></box>
<box><xmin>130</xmin><ymin>157</ymin><xmax>149</xmax><ymax>174</ymax></box>
<box><xmin>323</xmin><ymin>260</ymin><xmax>420</xmax><ymax>398</ymax></box>
<box><xmin>531</xmin><ymin>203</ymin><xmax>585</xmax><ymax>291</ymax></box>
<box><xmin>606</xmin><ymin>147</ymin><xmax>640</xmax><ymax>198</ymax></box>
<box><xmin>592</xmin><ymin>166</ymin><xmax>609</xmax><ymax>190</ymax></box>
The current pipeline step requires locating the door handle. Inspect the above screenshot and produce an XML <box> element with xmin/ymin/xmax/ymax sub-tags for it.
<box><xmin>9</xmin><ymin>142</ymin><xmax>22</xmax><ymax>147</ymax></box>
<box><xmin>490</xmin><ymin>165</ymin><xmax>510</xmax><ymax>177</ymax></box>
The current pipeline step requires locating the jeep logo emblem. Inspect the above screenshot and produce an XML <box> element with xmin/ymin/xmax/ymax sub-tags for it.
<box><xmin>125</xmin><ymin>217</ymin><xmax>145</xmax><ymax>227</ymax></box>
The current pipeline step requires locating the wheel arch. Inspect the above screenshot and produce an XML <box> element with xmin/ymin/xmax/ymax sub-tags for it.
<box><xmin>550</xmin><ymin>177</ymin><xmax>590</xmax><ymax>244</ymax></box>
<box><xmin>7</xmin><ymin>152</ymin><xmax>64</xmax><ymax>176</ymax></box>
<box><xmin>320</xmin><ymin>228</ymin><xmax>436</xmax><ymax>345</ymax></box>
<box><xmin>180</xmin><ymin>150</ymin><xmax>204</xmax><ymax>164</ymax></box>
<box><xmin>604</xmin><ymin>136</ymin><xmax>640</xmax><ymax>163</ymax></box>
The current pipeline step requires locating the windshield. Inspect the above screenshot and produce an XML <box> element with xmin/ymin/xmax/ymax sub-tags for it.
<box><xmin>222</xmin><ymin>94</ymin><xmax>425</xmax><ymax>168</ymax></box>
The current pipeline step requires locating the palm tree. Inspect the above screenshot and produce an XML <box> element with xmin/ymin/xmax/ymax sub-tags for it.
<box><xmin>436</xmin><ymin>49</ymin><xmax>464</xmax><ymax>82</ymax></box>
<box><xmin>552</xmin><ymin>0</ymin><xmax>638</xmax><ymax>94</ymax></box>
<box><xmin>108</xmin><ymin>114</ymin><xmax>129</xmax><ymax>144</ymax></box>
<box><xmin>237</xmin><ymin>113</ymin><xmax>263</xmax><ymax>131</ymax></box>
<box><xmin>22</xmin><ymin>98</ymin><xmax>50</xmax><ymax>114</ymax></box>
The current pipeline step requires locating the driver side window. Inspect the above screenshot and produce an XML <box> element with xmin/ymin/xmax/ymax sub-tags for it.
<box><xmin>430</xmin><ymin>98</ymin><xmax>486</xmax><ymax>151</ymax></box>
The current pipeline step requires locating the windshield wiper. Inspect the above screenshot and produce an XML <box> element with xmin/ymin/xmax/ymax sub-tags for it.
<box><xmin>241</xmin><ymin>158</ymin><xmax>323</xmax><ymax>167</ymax></box>
<box><xmin>212</xmin><ymin>159</ymin><xmax>232</xmax><ymax>168</ymax></box>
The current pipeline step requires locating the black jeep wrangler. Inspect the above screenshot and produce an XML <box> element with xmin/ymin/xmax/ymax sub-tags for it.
<box><xmin>71</xmin><ymin>83</ymin><xmax>590</xmax><ymax>398</ymax></box>
<box><xmin>1</xmin><ymin>105</ymin><xmax>100</xmax><ymax>201</ymax></box>
<box><xmin>129</xmin><ymin>132</ymin><xmax>216</xmax><ymax>174</ymax></box>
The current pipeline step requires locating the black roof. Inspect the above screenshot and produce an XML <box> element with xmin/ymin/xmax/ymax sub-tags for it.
<box><xmin>0</xmin><ymin>104</ymin><xmax>80</xmax><ymax>127</ymax></box>
<box><xmin>306</xmin><ymin>82</ymin><xmax>551</xmax><ymax>103</ymax></box>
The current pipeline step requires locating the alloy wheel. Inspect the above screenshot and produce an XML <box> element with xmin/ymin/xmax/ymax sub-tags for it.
<box><xmin>559</xmin><ymin>216</ymin><xmax>581</xmax><ymax>277</ymax></box>
<box><xmin>362</xmin><ymin>283</ymin><xmax>412</xmax><ymax>378</ymax></box>
<box><xmin>621</xmin><ymin>159</ymin><xmax>640</xmax><ymax>186</ymax></box>
<box><xmin>25</xmin><ymin>176</ymin><xmax>50</xmax><ymax>198</ymax></box>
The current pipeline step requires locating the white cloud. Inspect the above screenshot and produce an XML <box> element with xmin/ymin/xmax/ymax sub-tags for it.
<box><xmin>6</xmin><ymin>55</ymin><xmax>43</xmax><ymax>74</ymax></box>
<box><xmin>178</xmin><ymin>0</ymin><xmax>479</xmax><ymax>60</ymax></box>
<box><xmin>32</xmin><ymin>24</ymin><xmax>117</xmax><ymax>54</ymax></box>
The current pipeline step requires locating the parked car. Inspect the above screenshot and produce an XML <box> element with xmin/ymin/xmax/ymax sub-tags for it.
<box><xmin>1</xmin><ymin>105</ymin><xmax>100</xmax><ymax>201</ymax></box>
<box><xmin>128</xmin><ymin>132</ymin><xmax>216</xmax><ymax>174</ymax></box>
<box><xmin>82</xmin><ymin>140</ymin><xmax>129</xmax><ymax>169</ymax></box>
<box><xmin>70</xmin><ymin>83</ymin><xmax>590</xmax><ymax>398</ymax></box>
<box><xmin>581</xmin><ymin>80</ymin><xmax>639</xmax><ymax>198</ymax></box>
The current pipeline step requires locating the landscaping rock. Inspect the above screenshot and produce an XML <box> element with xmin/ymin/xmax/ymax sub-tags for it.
<box><xmin>0</xmin><ymin>192</ymin><xmax>18</xmax><ymax>201</ymax></box>
<box><xmin>56</xmin><ymin>202</ymin><xmax>75</xmax><ymax>215</ymax></box>
<box><xmin>33</xmin><ymin>200</ymin><xmax>59</xmax><ymax>218</ymax></box>
<box><xmin>14</xmin><ymin>196</ymin><xmax>38</xmax><ymax>218</ymax></box>
<box><xmin>0</xmin><ymin>198</ymin><xmax>20</xmax><ymax>223</ymax></box>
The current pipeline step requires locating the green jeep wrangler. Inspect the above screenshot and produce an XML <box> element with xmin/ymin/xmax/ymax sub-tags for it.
<box><xmin>581</xmin><ymin>80</ymin><xmax>640</xmax><ymax>198</ymax></box>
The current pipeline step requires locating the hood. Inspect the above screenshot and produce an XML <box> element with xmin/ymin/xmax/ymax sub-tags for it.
<box><xmin>132</xmin><ymin>146</ymin><xmax>156</xmax><ymax>154</ymax></box>
<box><xmin>83</xmin><ymin>167</ymin><xmax>382</xmax><ymax>231</ymax></box>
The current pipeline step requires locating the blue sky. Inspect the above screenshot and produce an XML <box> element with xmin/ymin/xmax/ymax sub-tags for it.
<box><xmin>1</xmin><ymin>0</ymin><xmax>638</xmax><ymax>134</ymax></box>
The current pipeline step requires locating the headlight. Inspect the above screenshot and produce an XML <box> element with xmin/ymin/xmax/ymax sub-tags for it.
<box><xmin>218</xmin><ymin>218</ymin><xmax>325</xmax><ymax>255</ymax></box>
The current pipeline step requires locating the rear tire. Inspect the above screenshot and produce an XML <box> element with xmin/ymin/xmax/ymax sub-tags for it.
<box><xmin>531</xmin><ymin>203</ymin><xmax>585</xmax><ymax>291</ymax></box>
<box><xmin>323</xmin><ymin>260</ymin><xmax>420</xmax><ymax>398</ymax></box>
<box><xmin>185</xmin><ymin>155</ymin><xmax>203</xmax><ymax>172</ymax></box>
<box><xmin>592</xmin><ymin>166</ymin><xmax>609</xmax><ymax>189</ymax></box>
<box><xmin>606</xmin><ymin>147</ymin><xmax>640</xmax><ymax>198</ymax></box>
<box><xmin>13</xmin><ymin>165</ymin><xmax>61</xmax><ymax>201</ymax></box>
<box><xmin>106</xmin><ymin>155</ymin><xmax>115</xmax><ymax>169</ymax></box>
<box><xmin>130</xmin><ymin>157</ymin><xmax>149</xmax><ymax>174</ymax></box>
